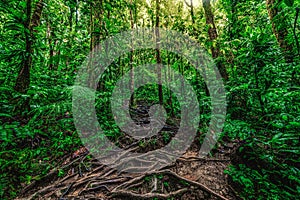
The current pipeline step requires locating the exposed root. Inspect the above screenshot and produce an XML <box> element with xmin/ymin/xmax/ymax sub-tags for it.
<box><xmin>110</xmin><ymin>188</ymin><xmax>188</xmax><ymax>199</ymax></box>
<box><xmin>157</xmin><ymin>170</ymin><xmax>230</xmax><ymax>200</ymax></box>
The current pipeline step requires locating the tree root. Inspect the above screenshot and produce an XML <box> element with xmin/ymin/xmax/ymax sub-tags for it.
<box><xmin>111</xmin><ymin>169</ymin><xmax>229</xmax><ymax>200</ymax></box>
<box><xmin>19</xmin><ymin>151</ymin><xmax>233</xmax><ymax>200</ymax></box>
<box><xmin>110</xmin><ymin>188</ymin><xmax>188</xmax><ymax>199</ymax></box>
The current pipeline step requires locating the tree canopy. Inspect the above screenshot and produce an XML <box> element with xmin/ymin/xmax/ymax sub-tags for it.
<box><xmin>0</xmin><ymin>0</ymin><xmax>299</xmax><ymax>199</ymax></box>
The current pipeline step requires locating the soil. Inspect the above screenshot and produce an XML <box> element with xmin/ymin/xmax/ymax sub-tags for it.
<box><xmin>16</xmin><ymin>102</ymin><xmax>241</xmax><ymax>200</ymax></box>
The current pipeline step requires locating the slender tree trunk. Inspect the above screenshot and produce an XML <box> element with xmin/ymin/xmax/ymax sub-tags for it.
<box><xmin>185</xmin><ymin>0</ymin><xmax>195</xmax><ymax>24</ymax></box>
<box><xmin>190</xmin><ymin>0</ymin><xmax>195</xmax><ymax>24</ymax></box>
<box><xmin>15</xmin><ymin>0</ymin><xmax>44</xmax><ymax>93</ymax></box>
<box><xmin>75</xmin><ymin>0</ymin><xmax>79</xmax><ymax>28</ymax></box>
<box><xmin>14</xmin><ymin>0</ymin><xmax>31</xmax><ymax>94</ymax></box>
<box><xmin>184</xmin><ymin>0</ymin><xmax>196</xmax><ymax>36</ymax></box>
<box><xmin>156</xmin><ymin>0</ymin><xmax>163</xmax><ymax>104</ymax></box>
<box><xmin>203</xmin><ymin>0</ymin><xmax>228</xmax><ymax>80</ymax></box>
<box><xmin>266</xmin><ymin>0</ymin><xmax>293</xmax><ymax>62</ymax></box>
<box><xmin>30</xmin><ymin>0</ymin><xmax>44</xmax><ymax>28</ymax></box>
<box><xmin>90</xmin><ymin>0</ymin><xmax>103</xmax><ymax>51</ymax></box>
<box><xmin>89</xmin><ymin>5</ymin><xmax>94</xmax><ymax>52</ymax></box>
<box><xmin>186</xmin><ymin>0</ymin><xmax>195</xmax><ymax>25</ymax></box>
<box><xmin>203</xmin><ymin>0</ymin><xmax>218</xmax><ymax>58</ymax></box>
<box><xmin>130</xmin><ymin>0</ymin><xmax>136</xmax><ymax>106</ymax></box>
<box><xmin>89</xmin><ymin>0</ymin><xmax>104</xmax><ymax>89</ymax></box>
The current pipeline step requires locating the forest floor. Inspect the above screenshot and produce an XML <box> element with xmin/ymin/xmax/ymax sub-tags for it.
<box><xmin>16</xmin><ymin>103</ymin><xmax>241</xmax><ymax>200</ymax></box>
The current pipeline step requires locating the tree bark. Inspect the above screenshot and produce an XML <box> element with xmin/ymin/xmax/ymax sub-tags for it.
<box><xmin>14</xmin><ymin>0</ymin><xmax>44</xmax><ymax>93</ymax></box>
<box><xmin>89</xmin><ymin>0</ymin><xmax>104</xmax><ymax>89</ymax></box>
<box><xmin>203</xmin><ymin>0</ymin><xmax>228</xmax><ymax>80</ymax></box>
<box><xmin>90</xmin><ymin>0</ymin><xmax>103</xmax><ymax>51</ymax></box>
<box><xmin>30</xmin><ymin>0</ymin><xmax>44</xmax><ymax>28</ymax></box>
<box><xmin>266</xmin><ymin>0</ymin><xmax>293</xmax><ymax>62</ymax></box>
<box><xmin>130</xmin><ymin>0</ymin><xmax>136</xmax><ymax>106</ymax></box>
<box><xmin>184</xmin><ymin>0</ymin><xmax>195</xmax><ymax>24</ymax></box>
<box><xmin>156</xmin><ymin>0</ymin><xmax>163</xmax><ymax>104</ymax></box>
<box><xmin>190</xmin><ymin>0</ymin><xmax>195</xmax><ymax>24</ymax></box>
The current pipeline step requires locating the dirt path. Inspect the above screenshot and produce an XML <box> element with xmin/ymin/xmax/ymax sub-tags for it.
<box><xmin>16</xmin><ymin>146</ymin><xmax>239</xmax><ymax>200</ymax></box>
<box><xmin>17</xmin><ymin>103</ymin><xmax>240</xmax><ymax>199</ymax></box>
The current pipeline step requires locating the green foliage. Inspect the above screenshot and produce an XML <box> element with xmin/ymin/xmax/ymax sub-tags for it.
<box><xmin>0</xmin><ymin>0</ymin><xmax>299</xmax><ymax>199</ymax></box>
<box><xmin>220</xmin><ymin>0</ymin><xmax>300</xmax><ymax>199</ymax></box>
<box><xmin>225</xmin><ymin>163</ymin><xmax>299</xmax><ymax>200</ymax></box>
<box><xmin>284</xmin><ymin>0</ymin><xmax>294</xmax><ymax>7</ymax></box>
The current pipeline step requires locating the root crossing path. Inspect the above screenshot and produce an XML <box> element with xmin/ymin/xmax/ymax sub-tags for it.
<box><xmin>17</xmin><ymin>148</ymin><xmax>240</xmax><ymax>200</ymax></box>
<box><xmin>17</xmin><ymin>103</ymin><xmax>240</xmax><ymax>199</ymax></box>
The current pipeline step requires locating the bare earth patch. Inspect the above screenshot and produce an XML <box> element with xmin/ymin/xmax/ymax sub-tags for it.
<box><xmin>17</xmin><ymin>103</ymin><xmax>240</xmax><ymax>200</ymax></box>
<box><xmin>16</xmin><ymin>145</ymin><xmax>240</xmax><ymax>200</ymax></box>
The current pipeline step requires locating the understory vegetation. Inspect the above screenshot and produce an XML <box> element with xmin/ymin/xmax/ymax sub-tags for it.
<box><xmin>0</xmin><ymin>0</ymin><xmax>299</xmax><ymax>199</ymax></box>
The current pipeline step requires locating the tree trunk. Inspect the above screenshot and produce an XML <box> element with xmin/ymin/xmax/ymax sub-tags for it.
<box><xmin>156</xmin><ymin>0</ymin><xmax>163</xmax><ymax>105</ymax></box>
<box><xmin>130</xmin><ymin>0</ymin><xmax>136</xmax><ymax>106</ymax></box>
<box><xmin>75</xmin><ymin>0</ymin><xmax>79</xmax><ymax>28</ymax></box>
<box><xmin>14</xmin><ymin>0</ymin><xmax>44</xmax><ymax>93</ymax></box>
<box><xmin>203</xmin><ymin>0</ymin><xmax>228</xmax><ymax>80</ymax></box>
<box><xmin>89</xmin><ymin>0</ymin><xmax>104</xmax><ymax>89</ymax></box>
<box><xmin>30</xmin><ymin>0</ymin><xmax>44</xmax><ymax>28</ymax></box>
<box><xmin>184</xmin><ymin>0</ymin><xmax>196</xmax><ymax>37</ymax></box>
<box><xmin>185</xmin><ymin>0</ymin><xmax>195</xmax><ymax>24</ymax></box>
<box><xmin>266</xmin><ymin>0</ymin><xmax>293</xmax><ymax>62</ymax></box>
<box><xmin>90</xmin><ymin>0</ymin><xmax>103</xmax><ymax>51</ymax></box>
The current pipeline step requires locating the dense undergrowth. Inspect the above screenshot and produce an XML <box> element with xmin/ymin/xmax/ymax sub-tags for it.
<box><xmin>1</xmin><ymin>0</ymin><xmax>300</xmax><ymax>199</ymax></box>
